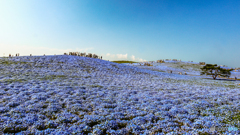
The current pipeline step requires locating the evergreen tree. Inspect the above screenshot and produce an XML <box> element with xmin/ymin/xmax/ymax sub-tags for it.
<box><xmin>200</xmin><ymin>64</ymin><xmax>233</xmax><ymax>80</ymax></box>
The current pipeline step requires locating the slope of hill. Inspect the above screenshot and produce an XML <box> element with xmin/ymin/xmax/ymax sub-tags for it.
<box><xmin>127</xmin><ymin>60</ymin><xmax>240</xmax><ymax>78</ymax></box>
<box><xmin>0</xmin><ymin>56</ymin><xmax>239</xmax><ymax>134</ymax></box>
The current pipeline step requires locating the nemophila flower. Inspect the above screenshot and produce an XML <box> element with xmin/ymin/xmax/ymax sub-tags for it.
<box><xmin>41</xmin><ymin>128</ymin><xmax>58</xmax><ymax>134</ymax></box>
<box><xmin>15</xmin><ymin>130</ymin><xmax>31</xmax><ymax>135</ymax></box>
<box><xmin>161</xmin><ymin>104</ymin><xmax>173</xmax><ymax>111</ymax></box>
<box><xmin>109</xmin><ymin>112</ymin><xmax>125</xmax><ymax>120</ymax></box>
<box><xmin>0</xmin><ymin>107</ymin><xmax>10</xmax><ymax>114</ymax></box>
<box><xmin>31</xmin><ymin>94</ymin><xmax>47</xmax><ymax>101</ymax></box>
<box><xmin>46</xmin><ymin>103</ymin><xmax>62</xmax><ymax>113</ymax></box>
<box><xmin>1</xmin><ymin>56</ymin><xmax>240</xmax><ymax>134</ymax></box>
<box><xmin>126</xmin><ymin>123</ymin><xmax>144</xmax><ymax>133</ymax></box>
<box><xmin>7</xmin><ymin>101</ymin><xmax>20</xmax><ymax>108</ymax></box>
<box><xmin>23</xmin><ymin>114</ymin><xmax>38</xmax><ymax>125</ymax></box>
<box><xmin>55</xmin><ymin>112</ymin><xmax>78</xmax><ymax>124</ymax></box>
<box><xmin>50</xmin><ymin>130</ymin><xmax>71</xmax><ymax>135</ymax></box>
<box><xmin>33</xmin><ymin>120</ymin><xmax>46</xmax><ymax>130</ymax></box>
<box><xmin>132</xmin><ymin>116</ymin><xmax>147</xmax><ymax>125</ymax></box>
<box><xmin>92</xmin><ymin>128</ymin><xmax>103</xmax><ymax>135</ymax></box>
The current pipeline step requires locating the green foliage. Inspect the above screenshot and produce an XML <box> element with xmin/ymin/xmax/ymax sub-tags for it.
<box><xmin>90</xmin><ymin>84</ymin><xmax>104</xmax><ymax>88</ymax></box>
<box><xmin>1</xmin><ymin>79</ymin><xmax>27</xmax><ymax>83</ymax></box>
<box><xmin>0</xmin><ymin>60</ymin><xmax>28</xmax><ymax>65</ymax></box>
<box><xmin>220</xmin><ymin>111</ymin><xmax>240</xmax><ymax>129</ymax></box>
<box><xmin>39</xmin><ymin>75</ymin><xmax>67</xmax><ymax>80</ymax></box>
<box><xmin>200</xmin><ymin>64</ymin><xmax>233</xmax><ymax>79</ymax></box>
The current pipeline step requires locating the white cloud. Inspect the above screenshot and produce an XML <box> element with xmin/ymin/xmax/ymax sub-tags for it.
<box><xmin>130</xmin><ymin>55</ymin><xmax>146</xmax><ymax>62</ymax></box>
<box><xmin>106</xmin><ymin>53</ymin><xmax>111</xmax><ymax>56</ymax></box>
<box><xmin>116</xmin><ymin>54</ymin><xmax>128</xmax><ymax>59</ymax></box>
<box><xmin>137</xmin><ymin>58</ymin><xmax>147</xmax><ymax>62</ymax></box>
<box><xmin>104</xmin><ymin>53</ymin><xmax>128</xmax><ymax>60</ymax></box>
<box><xmin>131</xmin><ymin>55</ymin><xmax>135</xmax><ymax>61</ymax></box>
<box><xmin>104</xmin><ymin>53</ymin><xmax>147</xmax><ymax>62</ymax></box>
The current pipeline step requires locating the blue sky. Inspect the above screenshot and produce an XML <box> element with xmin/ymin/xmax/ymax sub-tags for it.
<box><xmin>0</xmin><ymin>0</ymin><xmax>240</xmax><ymax>67</ymax></box>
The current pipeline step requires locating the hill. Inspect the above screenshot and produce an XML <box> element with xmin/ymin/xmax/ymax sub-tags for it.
<box><xmin>0</xmin><ymin>55</ymin><xmax>239</xmax><ymax>134</ymax></box>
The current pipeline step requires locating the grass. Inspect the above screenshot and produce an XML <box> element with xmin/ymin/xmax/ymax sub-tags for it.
<box><xmin>111</xmin><ymin>60</ymin><xmax>138</xmax><ymax>64</ymax></box>
<box><xmin>89</xmin><ymin>84</ymin><xmax>104</xmax><ymax>88</ymax></box>
<box><xmin>214</xmin><ymin>109</ymin><xmax>240</xmax><ymax>130</ymax></box>
<box><xmin>0</xmin><ymin>60</ymin><xmax>28</xmax><ymax>65</ymax></box>
<box><xmin>160</xmin><ymin>76</ymin><xmax>240</xmax><ymax>89</ymax></box>
<box><xmin>39</xmin><ymin>75</ymin><xmax>67</xmax><ymax>81</ymax></box>
<box><xmin>166</xmin><ymin>62</ymin><xmax>203</xmax><ymax>71</ymax></box>
<box><xmin>0</xmin><ymin>79</ymin><xmax>27</xmax><ymax>84</ymax></box>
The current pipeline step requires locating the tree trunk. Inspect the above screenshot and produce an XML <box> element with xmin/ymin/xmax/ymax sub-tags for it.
<box><xmin>213</xmin><ymin>75</ymin><xmax>217</xmax><ymax>80</ymax></box>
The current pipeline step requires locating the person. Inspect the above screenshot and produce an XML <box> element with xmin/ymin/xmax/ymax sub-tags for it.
<box><xmin>235</xmin><ymin>77</ymin><xmax>237</xmax><ymax>80</ymax></box>
<box><xmin>101</xmin><ymin>56</ymin><xmax>102</xmax><ymax>59</ymax></box>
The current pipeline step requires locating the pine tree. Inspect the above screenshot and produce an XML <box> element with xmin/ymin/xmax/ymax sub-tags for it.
<box><xmin>200</xmin><ymin>64</ymin><xmax>233</xmax><ymax>80</ymax></box>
